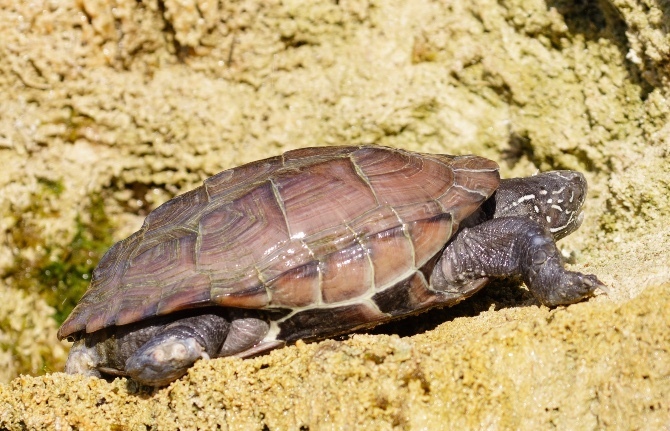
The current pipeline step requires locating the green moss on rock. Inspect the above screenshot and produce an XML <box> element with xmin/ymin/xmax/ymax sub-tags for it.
<box><xmin>7</xmin><ymin>187</ymin><xmax>115</xmax><ymax>325</ymax></box>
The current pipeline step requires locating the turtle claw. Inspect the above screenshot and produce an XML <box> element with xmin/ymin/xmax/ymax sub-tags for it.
<box><xmin>579</xmin><ymin>273</ymin><xmax>609</xmax><ymax>295</ymax></box>
<box><xmin>588</xmin><ymin>276</ymin><xmax>611</xmax><ymax>297</ymax></box>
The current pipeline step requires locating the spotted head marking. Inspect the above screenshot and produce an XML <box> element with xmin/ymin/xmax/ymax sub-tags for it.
<box><xmin>493</xmin><ymin>171</ymin><xmax>588</xmax><ymax>240</ymax></box>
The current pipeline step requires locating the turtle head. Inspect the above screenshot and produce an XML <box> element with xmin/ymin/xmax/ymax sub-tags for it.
<box><xmin>494</xmin><ymin>170</ymin><xmax>588</xmax><ymax>240</ymax></box>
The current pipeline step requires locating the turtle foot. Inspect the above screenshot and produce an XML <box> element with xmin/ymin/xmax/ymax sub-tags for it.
<box><xmin>537</xmin><ymin>271</ymin><xmax>607</xmax><ymax>307</ymax></box>
<box><xmin>125</xmin><ymin>336</ymin><xmax>206</xmax><ymax>386</ymax></box>
<box><xmin>64</xmin><ymin>339</ymin><xmax>103</xmax><ymax>378</ymax></box>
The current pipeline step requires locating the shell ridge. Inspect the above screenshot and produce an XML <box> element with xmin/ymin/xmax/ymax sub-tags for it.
<box><xmin>154</xmin><ymin>236</ymin><xmax>198</xmax><ymax>316</ymax></box>
<box><xmin>360</xmin><ymin>146</ymin><xmax>416</xmax><ymax>176</ymax></box>
<box><xmin>452</xmin><ymin>167</ymin><xmax>499</xmax><ymax>173</ymax></box>
<box><xmin>348</xmin><ymin>153</ymin><xmax>381</xmax><ymax>206</ymax></box>
<box><xmin>345</xmin><ymin>221</ymin><xmax>376</xmax><ymax>290</ymax></box>
<box><xmin>269</xmin><ymin>178</ymin><xmax>292</xmax><ymax>238</ymax></box>
<box><xmin>449</xmin><ymin>182</ymin><xmax>490</xmax><ymax>199</ymax></box>
<box><xmin>202</xmin><ymin>176</ymin><xmax>213</xmax><ymax>202</ymax></box>
<box><xmin>387</xmin><ymin>147</ymin><xmax>419</xmax><ymax>177</ymax></box>
<box><xmin>388</xmin><ymin>206</ymin><xmax>417</xmax><ymax>268</ymax></box>
<box><xmin>299</xmin><ymin>239</ymin><xmax>324</xmax><ymax>306</ymax></box>
<box><xmin>122</xmin><ymin>225</ymin><xmax>148</xmax><ymax>267</ymax></box>
<box><xmin>253</xmin><ymin>264</ymin><xmax>272</xmax><ymax>303</ymax></box>
<box><xmin>418</xmin><ymin>152</ymin><xmax>456</xmax><ymax>170</ymax></box>
<box><xmin>432</xmin><ymin>197</ymin><xmax>448</xmax><ymax>213</ymax></box>
<box><xmin>194</xmin><ymin>219</ymin><xmax>203</xmax><ymax>280</ymax></box>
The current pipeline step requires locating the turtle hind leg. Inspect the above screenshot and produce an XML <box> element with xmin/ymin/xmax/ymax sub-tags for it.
<box><xmin>431</xmin><ymin>216</ymin><xmax>606</xmax><ymax>307</ymax></box>
<box><xmin>217</xmin><ymin>314</ymin><xmax>273</xmax><ymax>357</ymax></box>
<box><xmin>125</xmin><ymin>313</ymin><xmax>230</xmax><ymax>386</ymax></box>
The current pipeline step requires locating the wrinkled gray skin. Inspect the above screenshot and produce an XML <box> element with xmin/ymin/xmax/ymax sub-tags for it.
<box><xmin>65</xmin><ymin>171</ymin><xmax>605</xmax><ymax>386</ymax></box>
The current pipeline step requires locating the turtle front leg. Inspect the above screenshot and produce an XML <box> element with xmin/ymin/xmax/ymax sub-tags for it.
<box><xmin>430</xmin><ymin>216</ymin><xmax>605</xmax><ymax>307</ymax></box>
<box><xmin>125</xmin><ymin>313</ymin><xmax>230</xmax><ymax>386</ymax></box>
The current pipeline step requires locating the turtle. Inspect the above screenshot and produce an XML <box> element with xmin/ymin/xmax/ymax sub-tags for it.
<box><xmin>58</xmin><ymin>145</ymin><xmax>606</xmax><ymax>386</ymax></box>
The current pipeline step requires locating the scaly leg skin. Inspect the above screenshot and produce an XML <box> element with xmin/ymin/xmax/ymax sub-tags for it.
<box><xmin>431</xmin><ymin>216</ymin><xmax>605</xmax><ymax>307</ymax></box>
<box><xmin>125</xmin><ymin>313</ymin><xmax>230</xmax><ymax>386</ymax></box>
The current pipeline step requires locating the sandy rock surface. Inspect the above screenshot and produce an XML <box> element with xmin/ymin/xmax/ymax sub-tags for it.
<box><xmin>0</xmin><ymin>0</ymin><xmax>669</xmax><ymax>429</ymax></box>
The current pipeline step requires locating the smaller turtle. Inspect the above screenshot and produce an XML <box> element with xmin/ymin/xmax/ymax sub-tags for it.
<box><xmin>58</xmin><ymin>146</ymin><xmax>606</xmax><ymax>386</ymax></box>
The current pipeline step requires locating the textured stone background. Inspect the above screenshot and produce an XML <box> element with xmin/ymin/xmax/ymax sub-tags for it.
<box><xmin>0</xmin><ymin>0</ymin><xmax>669</xmax><ymax>429</ymax></box>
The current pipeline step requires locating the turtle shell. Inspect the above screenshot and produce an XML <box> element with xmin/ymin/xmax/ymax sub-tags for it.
<box><xmin>58</xmin><ymin>146</ymin><xmax>499</xmax><ymax>340</ymax></box>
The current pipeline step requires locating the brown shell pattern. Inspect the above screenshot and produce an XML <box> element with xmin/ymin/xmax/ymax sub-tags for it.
<box><xmin>58</xmin><ymin>146</ymin><xmax>499</xmax><ymax>339</ymax></box>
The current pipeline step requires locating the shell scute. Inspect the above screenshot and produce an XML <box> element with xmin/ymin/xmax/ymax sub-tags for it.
<box><xmin>257</xmin><ymin>239</ymin><xmax>315</xmax><ymax>284</ymax></box>
<box><xmin>274</xmin><ymin>157</ymin><xmax>378</xmax><ymax>238</ymax></box>
<box><xmin>197</xmin><ymin>181</ymin><xmax>290</xmax><ymax>282</ymax></box>
<box><xmin>90</xmin><ymin>230</ymin><xmax>142</xmax><ymax>293</ymax></box>
<box><xmin>365</xmin><ymin>226</ymin><xmax>415</xmax><ymax>289</ymax></box>
<box><xmin>131</xmin><ymin>187</ymin><xmax>209</xmax><ymax>259</ymax></box>
<box><xmin>155</xmin><ymin>273</ymin><xmax>212</xmax><ymax>316</ymax></box>
<box><xmin>267</xmin><ymin>261</ymin><xmax>321</xmax><ymax>307</ymax></box>
<box><xmin>348</xmin><ymin>206</ymin><xmax>403</xmax><ymax>238</ymax></box>
<box><xmin>125</xmin><ymin>234</ymin><xmax>198</xmax><ymax>287</ymax></box>
<box><xmin>211</xmin><ymin>274</ymin><xmax>269</xmax><ymax>308</ymax></box>
<box><xmin>393</xmin><ymin>199</ymin><xmax>445</xmax><ymax>223</ymax></box>
<box><xmin>301</xmin><ymin>224</ymin><xmax>356</xmax><ymax>258</ymax></box>
<box><xmin>406</xmin><ymin>214</ymin><xmax>454</xmax><ymax>268</ymax></box>
<box><xmin>353</xmin><ymin>147</ymin><xmax>456</xmax><ymax>206</ymax></box>
<box><xmin>320</xmin><ymin>242</ymin><xmax>372</xmax><ymax>303</ymax></box>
